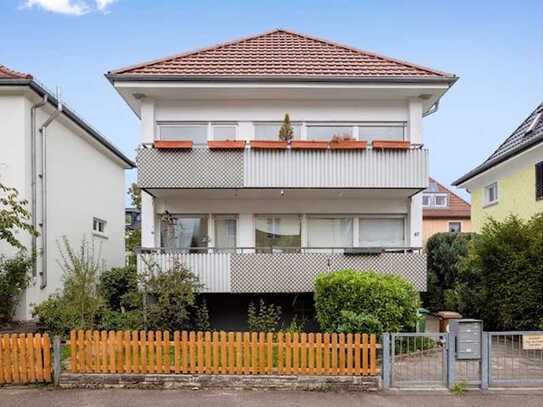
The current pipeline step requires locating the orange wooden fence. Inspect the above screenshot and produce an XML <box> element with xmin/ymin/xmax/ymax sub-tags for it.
<box><xmin>0</xmin><ymin>333</ymin><xmax>52</xmax><ymax>384</ymax></box>
<box><xmin>69</xmin><ymin>330</ymin><xmax>380</xmax><ymax>376</ymax></box>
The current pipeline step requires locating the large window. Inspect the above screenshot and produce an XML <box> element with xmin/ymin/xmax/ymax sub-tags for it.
<box><xmin>214</xmin><ymin>215</ymin><xmax>237</xmax><ymax>252</ymax></box>
<box><xmin>307</xmin><ymin>125</ymin><xmax>353</xmax><ymax>140</ymax></box>
<box><xmin>159</xmin><ymin>123</ymin><xmax>208</xmax><ymax>145</ymax></box>
<box><xmin>358</xmin><ymin>126</ymin><xmax>404</xmax><ymax>141</ymax></box>
<box><xmin>254</xmin><ymin>123</ymin><xmax>301</xmax><ymax>140</ymax></box>
<box><xmin>307</xmin><ymin>216</ymin><xmax>353</xmax><ymax>248</ymax></box>
<box><xmin>161</xmin><ymin>215</ymin><xmax>209</xmax><ymax>252</ymax></box>
<box><xmin>255</xmin><ymin>215</ymin><xmax>301</xmax><ymax>252</ymax></box>
<box><xmin>359</xmin><ymin>218</ymin><xmax>405</xmax><ymax>247</ymax></box>
<box><xmin>484</xmin><ymin>182</ymin><xmax>498</xmax><ymax>206</ymax></box>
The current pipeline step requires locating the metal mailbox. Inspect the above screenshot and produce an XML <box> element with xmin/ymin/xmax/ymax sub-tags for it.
<box><xmin>449</xmin><ymin>319</ymin><xmax>483</xmax><ymax>360</ymax></box>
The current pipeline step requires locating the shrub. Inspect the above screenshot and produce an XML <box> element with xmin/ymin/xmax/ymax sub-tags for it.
<box><xmin>194</xmin><ymin>299</ymin><xmax>211</xmax><ymax>331</ymax></box>
<box><xmin>314</xmin><ymin>270</ymin><xmax>419</xmax><ymax>333</ymax></box>
<box><xmin>423</xmin><ymin>232</ymin><xmax>474</xmax><ymax>312</ymax></box>
<box><xmin>98</xmin><ymin>265</ymin><xmax>139</xmax><ymax>311</ymax></box>
<box><xmin>247</xmin><ymin>299</ymin><xmax>282</xmax><ymax>332</ymax></box>
<box><xmin>97</xmin><ymin>308</ymin><xmax>144</xmax><ymax>331</ymax></box>
<box><xmin>335</xmin><ymin>311</ymin><xmax>384</xmax><ymax>336</ymax></box>
<box><xmin>0</xmin><ymin>252</ymin><xmax>32</xmax><ymax>322</ymax></box>
<box><xmin>32</xmin><ymin>295</ymin><xmax>78</xmax><ymax>336</ymax></box>
<box><xmin>450</xmin><ymin>214</ymin><xmax>543</xmax><ymax>330</ymax></box>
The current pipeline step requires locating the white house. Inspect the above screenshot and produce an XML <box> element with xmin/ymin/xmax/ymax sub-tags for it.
<box><xmin>107</xmin><ymin>29</ymin><xmax>457</xmax><ymax>328</ymax></box>
<box><xmin>0</xmin><ymin>64</ymin><xmax>134</xmax><ymax>320</ymax></box>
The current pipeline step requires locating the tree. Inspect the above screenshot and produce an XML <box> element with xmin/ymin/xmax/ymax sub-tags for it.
<box><xmin>278</xmin><ymin>113</ymin><xmax>294</xmax><ymax>141</ymax></box>
<box><xmin>128</xmin><ymin>182</ymin><xmax>141</xmax><ymax>209</ymax></box>
<box><xmin>0</xmin><ymin>182</ymin><xmax>38</xmax><ymax>250</ymax></box>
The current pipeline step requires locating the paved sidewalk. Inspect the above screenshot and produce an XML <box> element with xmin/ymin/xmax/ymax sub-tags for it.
<box><xmin>1</xmin><ymin>388</ymin><xmax>543</xmax><ymax>407</ymax></box>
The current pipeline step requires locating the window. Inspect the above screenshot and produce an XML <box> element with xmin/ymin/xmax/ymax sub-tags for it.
<box><xmin>307</xmin><ymin>216</ymin><xmax>353</xmax><ymax>248</ymax></box>
<box><xmin>449</xmin><ymin>222</ymin><xmax>462</xmax><ymax>233</ymax></box>
<box><xmin>214</xmin><ymin>215</ymin><xmax>237</xmax><ymax>252</ymax></box>
<box><xmin>93</xmin><ymin>218</ymin><xmax>106</xmax><ymax>235</ymax></box>
<box><xmin>125</xmin><ymin>213</ymin><xmax>132</xmax><ymax>225</ymax></box>
<box><xmin>212</xmin><ymin>124</ymin><xmax>237</xmax><ymax>140</ymax></box>
<box><xmin>255</xmin><ymin>215</ymin><xmax>301</xmax><ymax>252</ymax></box>
<box><xmin>536</xmin><ymin>162</ymin><xmax>543</xmax><ymax>201</ymax></box>
<box><xmin>307</xmin><ymin>125</ymin><xmax>352</xmax><ymax>140</ymax></box>
<box><xmin>359</xmin><ymin>218</ymin><xmax>405</xmax><ymax>247</ymax></box>
<box><xmin>254</xmin><ymin>123</ymin><xmax>301</xmax><ymax>140</ymax></box>
<box><xmin>422</xmin><ymin>193</ymin><xmax>448</xmax><ymax>208</ymax></box>
<box><xmin>159</xmin><ymin>124</ymin><xmax>208</xmax><ymax>144</ymax></box>
<box><xmin>161</xmin><ymin>215</ymin><xmax>208</xmax><ymax>252</ymax></box>
<box><xmin>484</xmin><ymin>182</ymin><xmax>498</xmax><ymax>205</ymax></box>
<box><xmin>358</xmin><ymin>126</ymin><xmax>404</xmax><ymax>142</ymax></box>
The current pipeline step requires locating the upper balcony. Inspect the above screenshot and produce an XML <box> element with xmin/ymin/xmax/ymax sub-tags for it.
<box><xmin>137</xmin><ymin>141</ymin><xmax>428</xmax><ymax>191</ymax></box>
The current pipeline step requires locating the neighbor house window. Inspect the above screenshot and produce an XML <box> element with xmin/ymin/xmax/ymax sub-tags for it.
<box><xmin>161</xmin><ymin>215</ymin><xmax>209</xmax><ymax>252</ymax></box>
<box><xmin>307</xmin><ymin>216</ymin><xmax>353</xmax><ymax>248</ymax></box>
<box><xmin>449</xmin><ymin>222</ymin><xmax>462</xmax><ymax>233</ymax></box>
<box><xmin>422</xmin><ymin>193</ymin><xmax>448</xmax><ymax>208</ymax></box>
<box><xmin>359</xmin><ymin>217</ymin><xmax>405</xmax><ymax>247</ymax></box>
<box><xmin>212</xmin><ymin>123</ymin><xmax>237</xmax><ymax>140</ymax></box>
<box><xmin>255</xmin><ymin>215</ymin><xmax>301</xmax><ymax>252</ymax></box>
<box><xmin>159</xmin><ymin>123</ymin><xmax>208</xmax><ymax>144</ymax></box>
<box><xmin>358</xmin><ymin>126</ymin><xmax>404</xmax><ymax>142</ymax></box>
<box><xmin>536</xmin><ymin>161</ymin><xmax>543</xmax><ymax>201</ymax></box>
<box><xmin>484</xmin><ymin>182</ymin><xmax>499</xmax><ymax>205</ymax></box>
<box><xmin>93</xmin><ymin>218</ymin><xmax>106</xmax><ymax>235</ymax></box>
<box><xmin>254</xmin><ymin>123</ymin><xmax>301</xmax><ymax>140</ymax></box>
<box><xmin>307</xmin><ymin>125</ymin><xmax>352</xmax><ymax>140</ymax></box>
<box><xmin>214</xmin><ymin>215</ymin><xmax>237</xmax><ymax>252</ymax></box>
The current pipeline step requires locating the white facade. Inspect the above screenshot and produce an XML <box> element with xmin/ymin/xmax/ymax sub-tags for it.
<box><xmin>0</xmin><ymin>84</ymin><xmax>133</xmax><ymax>320</ymax></box>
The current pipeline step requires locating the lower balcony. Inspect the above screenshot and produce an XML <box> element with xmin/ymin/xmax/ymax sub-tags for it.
<box><xmin>137</xmin><ymin>247</ymin><xmax>427</xmax><ymax>294</ymax></box>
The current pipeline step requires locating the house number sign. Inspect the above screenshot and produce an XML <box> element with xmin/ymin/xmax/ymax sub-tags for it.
<box><xmin>522</xmin><ymin>334</ymin><xmax>543</xmax><ymax>350</ymax></box>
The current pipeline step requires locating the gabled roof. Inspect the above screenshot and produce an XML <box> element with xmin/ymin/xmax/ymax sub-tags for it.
<box><xmin>423</xmin><ymin>177</ymin><xmax>471</xmax><ymax>219</ymax></box>
<box><xmin>108</xmin><ymin>29</ymin><xmax>457</xmax><ymax>82</ymax></box>
<box><xmin>0</xmin><ymin>63</ymin><xmax>134</xmax><ymax>168</ymax></box>
<box><xmin>454</xmin><ymin>102</ymin><xmax>543</xmax><ymax>186</ymax></box>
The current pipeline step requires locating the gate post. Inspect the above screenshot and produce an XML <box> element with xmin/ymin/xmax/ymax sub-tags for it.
<box><xmin>481</xmin><ymin>332</ymin><xmax>489</xmax><ymax>390</ymax></box>
<box><xmin>53</xmin><ymin>336</ymin><xmax>61</xmax><ymax>386</ymax></box>
<box><xmin>447</xmin><ymin>332</ymin><xmax>456</xmax><ymax>389</ymax></box>
<box><xmin>382</xmin><ymin>333</ymin><xmax>391</xmax><ymax>389</ymax></box>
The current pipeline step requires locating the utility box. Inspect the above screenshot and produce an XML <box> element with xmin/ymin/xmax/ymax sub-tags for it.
<box><xmin>449</xmin><ymin>319</ymin><xmax>483</xmax><ymax>360</ymax></box>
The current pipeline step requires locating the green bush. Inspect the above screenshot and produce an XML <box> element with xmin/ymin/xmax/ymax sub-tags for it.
<box><xmin>423</xmin><ymin>232</ymin><xmax>473</xmax><ymax>312</ymax></box>
<box><xmin>194</xmin><ymin>299</ymin><xmax>211</xmax><ymax>331</ymax></box>
<box><xmin>0</xmin><ymin>252</ymin><xmax>32</xmax><ymax>322</ymax></box>
<box><xmin>335</xmin><ymin>311</ymin><xmax>384</xmax><ymax>335</ymax></box>
<box><xmin>449</xmin><ymin>214</ymin><xmax>543</xmax><ymax>330</ymax></box>
<box><xmin>247</xmin><ymin>299</ymin><xmax>282</xmax><ymax>332</ymax></box>
<box><xmin>32</xmin><ymin>295</ymin><xmax>78</xmax><ymax>336</ymax></box>
<box><xmin>314</xmin><ymin>270</ymin><xmax>419</xmax><ymax>333</ymax></box>
<box><xmin>97</xmin><ymin>309</ymin><xmax>144</xmax><ymax>331</ymax></box>
<box><xmin>98</xmin><ymin>265</ymin><xmax>139</xmax><ymax>311</ymax></box>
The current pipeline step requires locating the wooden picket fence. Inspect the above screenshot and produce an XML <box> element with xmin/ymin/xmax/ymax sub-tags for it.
<box><xmin>69</xmin><ymin>330</ymin><xmax>379</xmax><ymax>376</ymax></box>
<box><xmin>0</xmin><ymin>333</ymin><xmax>52</xmax><ymax>384</ymax></box>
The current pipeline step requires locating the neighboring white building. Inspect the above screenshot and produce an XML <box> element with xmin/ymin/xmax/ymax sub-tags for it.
<box><xmin>0</xmin><ymin>64</ymin><xmax>134</xmax><ymax>320</ymax></box>
<box><xmin>107</xmin><ymin>29</ymin><xmax>457</xmax><ymax>328</ymax></box>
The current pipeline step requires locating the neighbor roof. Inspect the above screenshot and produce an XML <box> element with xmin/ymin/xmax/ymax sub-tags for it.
<box><xmin>0</xmin><ymin>64</ymin><xmax>134</xmax><ymax>168</ymax></box>
<box><xmin>107</xmin><ymin>29</ymin><xmax>457</xmax><ymax>82</ymax></box>
<box><xmin>423</xmin><ymin>177</ymin><xmax>471</xmax><ymax>219</ymax></box>
<box><xmin>454</xmin><ymin>102</ymin><xmax>543</xmax><ymax>186</ymax></box>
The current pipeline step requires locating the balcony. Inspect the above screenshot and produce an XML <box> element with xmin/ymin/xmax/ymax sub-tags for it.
<box><xmin>137</xmin><ymin>145</ymin><xmax>428</xmax><ymax>190</ymax></box>
<box><xmin>137</xmin><ymin>247</ymin><xmax>427</xmax><ymax>294</ymax></box>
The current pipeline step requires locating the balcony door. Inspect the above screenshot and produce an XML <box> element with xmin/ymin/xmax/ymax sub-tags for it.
<box><xmin>161</xmin><ymin>215</ymin><xmax>209</xmax><ymax>253</ymax></box>
<box><xmin>255</xmin><ymin>215</ymin><xmax>301</xmax><ymax>253</ymax></box>
<box><xmin>214</xmin><ymin>215</ymin><xmax>237</xmax><ymax>253</ymax></box>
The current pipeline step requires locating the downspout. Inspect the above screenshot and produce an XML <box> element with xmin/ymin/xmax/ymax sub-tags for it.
<box><xmin>38</xmin><ymin>90</ymin><xmax>62</xmax><ymax>289</ymax></box>
<box><xmin>30</xmin><ymin>95</ymin><xmax>48</xmax><ymax>278</ymax></box>
<box><xmin>423</xmin><ymin>100</ymin><xmax>439</xmax><ymax>117</ymax></box>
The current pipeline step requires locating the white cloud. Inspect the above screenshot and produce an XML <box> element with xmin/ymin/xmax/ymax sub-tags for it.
<box><xmin>23</xmin><ymin>0</ymin><xmax>118</xmax><ymax>15</ymax></box>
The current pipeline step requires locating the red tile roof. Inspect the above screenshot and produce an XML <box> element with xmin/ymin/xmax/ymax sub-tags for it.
<box><xmin>109</xmin><ymin>29</ymin><xmax>455</xmax><ymax>80</ymax></box>
<box><xmin>423</xmin><ymin>178</ymin><xmax>471</xmax><ymax>219</ymax></box>
<box><xmin>0</xmin><ymin>65</ymin><xmax>32</xmax><ymax>80</ymax></box>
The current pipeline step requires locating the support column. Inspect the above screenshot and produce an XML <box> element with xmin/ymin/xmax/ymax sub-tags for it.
<box><xmin>141</xmin><ymin>191</ymin><xmax>156</xmax><ymax>248</ymax></box>
<box><xmin>140</xmin><ymin>97</ymin><xmax>155</xmax><ymax>144</ymax></box>
<box><xmin>238</xmin><ymin>213</ymin><xmax>254</xmax><ymax>251</ymax></box>
<box><xmin>409</xmin><ymin>193</ymin><xmax>423</xmax><ymax>248</ymax></box>
<box><xmin>408</xmin><ymin>98</ymin><xmax>423</xmax><ymax>144</ymax></box>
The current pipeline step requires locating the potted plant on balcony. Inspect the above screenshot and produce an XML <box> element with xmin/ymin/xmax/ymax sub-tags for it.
<box><xmin>329</xmin><ymin>134</ymin><xmax>367</xmax><ymax>150</ymax></box>
<box><xmin>250</xmin><ymin>113</ymin><xmax>291</xmax><ymax>149</ymax></box>
<box><xmin>372</xmin><ymin>140</ymin><xmax>411</xmax><ymax>150</ymax></box>
<box><xmin>208</xmin><ymin>140</ymin><xmax>246</xmax><ymax>149</ymax></box>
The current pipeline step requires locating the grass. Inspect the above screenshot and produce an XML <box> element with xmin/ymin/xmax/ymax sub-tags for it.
<box><xmin>450</xmin><ymin>380</ymin><xmax>468</xmax><ymax>396</ymax></box>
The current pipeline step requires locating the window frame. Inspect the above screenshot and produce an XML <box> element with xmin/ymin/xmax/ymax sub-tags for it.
<box><xmin>254</xmin><ymin>214</ymin><xmax>302</xmax><ymax>252</ymax></box>
<box><xmin>358</xmin><ymin>215</ymin><xmax>407</xmax><ymax>248</ymax></box>
<box><xmin>536</xmin><ymin>161</ymin><xmax>543</xmax><ymax>201</ymax></box>
<box><xmin>306</xmin><ymin>214</ymin><xmax>354</xmax><ymax>248</ymax></box>
<box><xmin>253</xmin><ymin>122</ymin><xmax>302</xmax><ymax>140</ymax></box>
<box><xmin>484</xmin><ymin>182</ymin><xmax>499</xmax><ymax>206</ymax></box>
<box><xmin>213</xmin><ymin>214</ymin><xmax>238</xmax><ymax>251</ymax></box>
<box><xmin>210</xmin><ymin>122</ymin><xmax>238</xmax><ymax>141</ymax></box>
<box><xmin>422</xmin><ymin>193</ymin><xmax>449</xmax><ymax>208</ymax></box>
<box><xmin>157</xmin><ymin>122</ymin><xmax>209</xmax><ymax>145</ymax></box>
<box><xmin>92</xmin><ymin>217</ymin><xmax>107</xmax><ymax>237</ymax></box>
<box><xmin>448</xmin><ymin>221</ymin><xmax>462</xmax><ymax>233</ymax></box>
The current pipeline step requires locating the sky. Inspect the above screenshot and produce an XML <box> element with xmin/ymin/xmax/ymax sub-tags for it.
<box><xmin>1</xmin><ymin>0</ymin><xmax>542</xmax><ymax>202</ymax></box>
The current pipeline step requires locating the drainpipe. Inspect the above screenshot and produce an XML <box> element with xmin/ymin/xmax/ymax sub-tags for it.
<box><xmin>30</xmin><ymin>95</ymin><xmax>48</xmax><ymax>278</ymax></box>
<box><xmin>38</xmin><ymin>89</ymin><xmax>62</xmax><ymax>289</ymax></box>
<box><xmin>423</xmin><ymin>100</ymin><xmax>440</xmax><ymax>117</ymax></box>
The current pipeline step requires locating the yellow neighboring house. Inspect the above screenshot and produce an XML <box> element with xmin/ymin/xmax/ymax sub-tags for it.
<box><xmin>453</xmin><ymin>102</ymin><xmax>543</xmax><ymax>231</ymax></box>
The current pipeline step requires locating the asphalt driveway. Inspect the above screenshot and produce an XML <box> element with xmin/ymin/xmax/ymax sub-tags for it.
<box><xmin>1</xmin><ymin>388</ymin><xmax>543</xmax><ymax>407</ymax></box>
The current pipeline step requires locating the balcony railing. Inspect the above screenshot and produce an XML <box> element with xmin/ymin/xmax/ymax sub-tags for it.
<box><xmin>136</xmin><ymin>246</ymin><xmax>427</xmax><ymax>293</ymax></box>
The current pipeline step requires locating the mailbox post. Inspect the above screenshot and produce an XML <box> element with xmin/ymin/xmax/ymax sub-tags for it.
<box><xmin>449</xmin><ymin>319</ymin><xmax>483</xmax><ymax>360</ymax></box>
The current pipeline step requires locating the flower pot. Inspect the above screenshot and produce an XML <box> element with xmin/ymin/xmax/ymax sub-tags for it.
<box><xmin>291</xmin><ymin>140</ymin><xmax>329</xmax><ymax>150</ymax></box>
<box><xmin>372</xmin><ymin>140</ymin><xmax>411</xmax><ymax>150</ymax></box>
<box><xmin>154</xmin><ymin>140</ymin><xmax>193</xmax><ymax>149</ymax></box>
<box><xmin>329</xmin><ymin>140</ymin><xmax>368</xmax><ymax>150</ymax></box>
<box><xmin>250</xmin><ymin>140</ymin><xmax>289</xmax><ymax>149</ymax></box>
<box><xmin>208</xmin><ymin>140</ymin><xmax>246</xmax><ymax>150</ymax></box>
